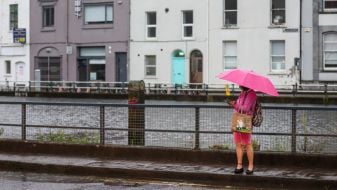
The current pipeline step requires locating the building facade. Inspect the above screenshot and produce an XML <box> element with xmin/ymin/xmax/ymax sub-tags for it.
<box><xmin>302</xmin><ymin>0</ymin><xmax>337</xmax><ymax>83</ymax></box>
<box><xmin>0</xmin><ymin>0</ymin><xmax>30</xmax><ymax>85</ymax></box>
<box><xmin>209</xmin><ymin>0</ymin><xmax>300</xmax><ymax>86</ymax></box>
<box><xmin>30</xmin><ymin>0</ymin><xmax>130</xmax><ymax>82</ymax></box>
<box><xmin>129</xmin><ymin>0</ymin><xmax>209</xmax><ymax>85</ymax></box>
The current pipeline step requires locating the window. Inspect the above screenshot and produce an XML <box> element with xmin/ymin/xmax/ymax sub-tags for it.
<box><xmin>223</xmin><ymin>41</ymin><xmax>237</xmax><ymax>69</ymax></box>
<box><xmin>323</xmin><ymin>0</ymin><xmax>337</xmax><ymax>11</ymax></box>
<box><xmin>223</xmin><ymin>0</ymin><xmax>237</xmax><ymax>26</ymax></box>
<box><xmin>9</xmin><ymin>4</ymin><xmax>18</xmax><ymax>30</ymax></box>
<box><xmin>5</xmin><ymin>61</ymin><xmax>11</xmax><ymax>74</ymax></box>
<box><xmin>35</xmin><ymin>57</ymin><xmax>61</xmax><ymax>81</ymax></box>
<box><xmin>78</xmin><ymin>47</ymin><xmax>106</xmax><ymax>81</ymax></box>
<box><xmin>323</xmin><ymin>33</ymin><xmax>337</xmax><ymax>70</ymax></box>
<box><xmin>271</xmin><ymin>0</ymin><xmax>285</xmax><ymax>25</ymax></box>
<box><xmin>145</xmin><ymin>55</ymin><xmax>156</xmax><ymax>77</ymax></box>
<box><xmin>84</xmin><ymin>4</ymin><xmax>113</xmax><ymax>24</ymax></box>
<box><xmin>43</xmin><ymin>6</ymin><xmax>55</xmax><ymax>27</ymax></box>
<box><xmin>182</xmin><ymin>11</ymin><xmax>193</xmax><ymax>38</ymax></box>
<box><xmin>271</xmin><ymin>41</ymin><xmax>285</xmax><ymax>71</ymax></box>
<box><xmin>146</xmin><ymin>12</ymin><xmax>157</xmax><ymax>38</ymax></box>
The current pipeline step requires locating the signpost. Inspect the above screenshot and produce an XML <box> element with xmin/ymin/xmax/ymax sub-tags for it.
<box><xmin>13</xmin><ymin>28</ymin><xmax>26</xmax><ymax>44</ymax></box>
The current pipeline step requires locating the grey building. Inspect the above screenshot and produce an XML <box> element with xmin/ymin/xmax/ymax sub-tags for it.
<box><xmin>30</xmin><ymin>0</ymin><xmax>129</xmax><ymax>82</ymax></box>
<box><xmin>301</xmin><ymin>0</ymin><xmax>337</xmax><ymax>83</ymax></box>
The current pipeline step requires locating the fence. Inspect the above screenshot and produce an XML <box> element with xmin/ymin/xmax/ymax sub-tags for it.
<box><xmin>1</xmin><ymin>81</ymin><xmax>337</xmax><ymax>96</ymax></box>
<box><xmin>0</xmin><ymin>101</ymin><xmax>336</xmax><ymax>154</ymax></box>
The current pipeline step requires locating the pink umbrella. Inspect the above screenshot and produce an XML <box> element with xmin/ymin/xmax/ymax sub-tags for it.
<box><xmin>217</xmin><ymin>69</ymin><xmax>279</xmax><ymax>96</ymax></box>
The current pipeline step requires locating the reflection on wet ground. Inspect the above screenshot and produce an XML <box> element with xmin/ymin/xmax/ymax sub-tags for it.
<box><xmin>0</xmin><ymin>171</ymin><xmax>273</xmax><ymax>190</ymax></box>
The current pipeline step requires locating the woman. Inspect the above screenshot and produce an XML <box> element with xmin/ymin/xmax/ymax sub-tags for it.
<box><xmin>228</xmin><ymin>86</ymin><xmax>256</xmax><ymax>175</ymax></box>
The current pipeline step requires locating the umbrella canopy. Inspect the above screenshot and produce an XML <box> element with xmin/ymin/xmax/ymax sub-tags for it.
<box><xmin>217</xmin><ymin>69</ymin><xmax>279</xmax><ymax>96</ymax></box>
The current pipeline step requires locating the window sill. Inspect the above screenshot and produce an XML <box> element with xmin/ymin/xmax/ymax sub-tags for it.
<box><xmin>145</xmin><ymin>38</ymin><xmax>158</xmax><ymax>41</ymax></box>
<box><xmin>268</xmin><ymin>25</ymin><xmax>287</xmax><ymax>29</ymax></box>
<box><xmin>182</xmin><ymin>37</ymin><xmax>195</xmax><ymax>41</ymax></box>
<box><xmin>320</xmin><ymin>10</ymin><xmax>337</xmax><ymax>14</ymax></box>
<box><xmin>41</xmin><ymin>27</ymin><xmax>56</xmax><ymax>32</ymax></box>
<box><xmin>268</xmin><ymin>71</ymin><xmax>288</xmax><ymax>75</ymax></box>
<box><xmin>321</xmin><ymin>69</ymin><xmax>337</xmax><ymax>72</ymax></box>
<box><xmin>3</xmin><ymin>74</ymin><xmax>12</xmax><ymax>78</ymax></box>
<box><xmin>82</xmin><ymin>24</ymin><xmax>113</xmax><ymax>30</ymax></box>
<box><xmin>222</xmin><ymin>26</ymin><xmax>239</xmax><ymax>29</ymax></box>
<box><xmin>145</xmin><ymin>76</ymin><xmax>157</xmax><ymax>79</ymax></box>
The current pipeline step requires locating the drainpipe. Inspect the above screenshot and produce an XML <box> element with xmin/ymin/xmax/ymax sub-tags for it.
<box><xmin>299</xmin><ymin>0</ymin><xmax>302</xmax><ymax>84</ymax></box>
<box><xmin>66</xmin><ymin>0</ymin><xmax>69</xmax><ymax>81</ymax></box>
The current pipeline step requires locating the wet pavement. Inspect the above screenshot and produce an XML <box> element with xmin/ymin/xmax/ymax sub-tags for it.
<box><xmin>0</xmin><ymin>171</ymin><xmax>280</xmax><ymax>190</ymax></box>
<box><xmin>0</xmin><ymin>152</ymin><xmax>336</xmax><ymax>189</ymax></box>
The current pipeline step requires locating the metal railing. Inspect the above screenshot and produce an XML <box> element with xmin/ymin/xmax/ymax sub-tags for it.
<box><xmin>0</xmin><ymin>101</ymin><xmax>336</xmax><ymax>154</ymax></box>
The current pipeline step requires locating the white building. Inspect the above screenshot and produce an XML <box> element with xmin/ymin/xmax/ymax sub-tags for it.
<box><xmin>130</xmin><ymin>0</ymin><xmax>209</xmax><ymax>85</ymax></box>
<box><xmin>209</xmin><ymin>0</ymin><xmax>300</xmax><ymax>87</ymax></box>
<box><xmin>0</xmin><ymin>0</ymin><xmax>30</xmax><ymax>85</ymax></box>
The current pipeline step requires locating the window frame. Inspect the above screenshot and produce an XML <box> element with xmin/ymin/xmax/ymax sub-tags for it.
<box><xmin>323</xmin><ymin>32</ymin><xmax>337</xmax><ymax>71</ymax></box>
<box><xmin>9</xmin><ymin>4</ymin><xmax>18</xmax><ymax>30</ymax></box>
<box><xmin>42</xmin><ymin>6</ymin><xmax>55</xmax><ymax>27</ymax></box>
<box><xmin>223</xmin><ymin>41</ymin><xmax>238</xmax><ymax>70</ymax></box>
<box><xmin>84</xmin><ymin>3</ymin><xmax>114</xmax><ymax>25</ymax></box>
<box><xmin>223</xmin><ymin>0</ymin><xmax>238</xmax><ymax>27</ymax></box>
<box><xmin>5</xmin><ymin>61</ymin><xmax>11</xmax><ymax>74</ymax></box>
<box><xmin>270</xmin><ymin>40</ymin><xmax>286</xmax><ymax>72</ymax></box>
<box><xmin>270</xmin><ymin>0</ymin><xmax>286</xmax><ymax>26</ymax></box>
<box><xmin>182</xmin><ymin>10</ymin><xmax>194</xmax><ymax>39</ymax></box>
<box><xmin>323</xmin><ymin>0</ymin><xmax>337</xmax><ymax>12</ymax></box>
<box><xmin>145</xmin><ymin>55</ymin><xmax>157</xmax><ymax>77</ymax></box>
<box><xmin>146</xmin><ymin>12</ymin><xmax>157</xmax><ymax>40</ymax></box>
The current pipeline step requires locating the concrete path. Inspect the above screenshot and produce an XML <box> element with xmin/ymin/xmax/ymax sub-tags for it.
<box><xmin>0</xmin><ymin>152</ymin><xmax>336</xmax><ymax>190</ymax></box>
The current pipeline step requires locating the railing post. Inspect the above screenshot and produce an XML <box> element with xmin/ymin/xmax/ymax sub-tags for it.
<box><xmin>194</xmin><ymin>107</ymin><xmax>200</xmax><ymax>150</ymax></box>
<box><xmin>21</xmin><ymin>104</ymin><xmax>26</xmax><ymax>141</ymax></box>
<box><xmin>291</xmin><ymin>109</ymin><xmax>297</xmax><ymax>153</ymax></box>
<box><xmin>100</xmin><ymin>106</ymin><xmax>105</xmax><ymax>145</ymax></box>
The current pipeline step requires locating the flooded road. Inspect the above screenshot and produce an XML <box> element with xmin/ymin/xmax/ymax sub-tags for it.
<box><xmin>0</xmin><ymin>171</ymin><xmax>271</xmax><ymax>190</ymax></box>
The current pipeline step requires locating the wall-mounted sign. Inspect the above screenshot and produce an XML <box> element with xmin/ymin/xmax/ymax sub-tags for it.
<box><xmin>13</xmin><ymin>28</ymin><xmax>26</xmax><ymax>44</ymax></box>
<box><xmin>74</xmin><ymin>0</ymin><xmax>82</xmax><ymax>18</ymax></box>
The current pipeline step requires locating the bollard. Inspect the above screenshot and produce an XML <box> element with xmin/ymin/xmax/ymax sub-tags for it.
<box><xmin>128</xmin><ymin>80</ymin><xmax>145</xmax><ymax>146</ymax></box>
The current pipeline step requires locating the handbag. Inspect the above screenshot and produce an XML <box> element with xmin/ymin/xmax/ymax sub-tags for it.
<box><xmin>231</xmin><ymin>112</ymin><xmax>253</xmax><ymax>133</ymax></box>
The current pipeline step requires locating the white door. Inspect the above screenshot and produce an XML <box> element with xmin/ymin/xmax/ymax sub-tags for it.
<box><xmin>15</xmin><ymin>62</ymin><xmax>25</xmax><ymax>82</ymax></box>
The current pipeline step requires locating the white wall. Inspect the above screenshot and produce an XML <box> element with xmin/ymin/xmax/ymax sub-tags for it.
<box><xmin>0</xmin><ymin>0</ymin><xmax>30</xmax><ymax>84</ymax></box>
<box><xmin>130</xmin><ymin>0</ymin><xmax>209</xmax><ymax>84</ymax></box>
<box><xmin>208</xmin><ymin>0</ymin><xmax>300</xmax><ymax>87</ymax></box>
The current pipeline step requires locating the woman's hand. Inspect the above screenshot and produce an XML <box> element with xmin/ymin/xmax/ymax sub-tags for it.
<box><xmin>226</xmin><ymin>99</ymin><xmax>235</xmax><ymax>107</ymax></box>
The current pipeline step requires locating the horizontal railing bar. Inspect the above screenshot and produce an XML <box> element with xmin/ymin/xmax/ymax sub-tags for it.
<box><xmin>26</xmin><ymin>125</ymin><xmax>99</xmax><ymax>130</ymax></box>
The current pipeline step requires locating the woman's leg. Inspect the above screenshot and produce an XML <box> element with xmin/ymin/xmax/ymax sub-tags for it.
<box><xmin>235</xmin><ymin>143</ymin><xmax>243</xmax><ymax>169</ymax></box>
<box><xmin>246</xmin><ymin>144</ymin><xmax>254</xmax><ymax>170</ymax></box>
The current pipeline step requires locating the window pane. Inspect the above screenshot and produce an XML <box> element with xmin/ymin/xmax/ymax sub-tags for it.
<box><xmin>324</xmin><ymin>33</ymin><xmax>337</xmax><ymax>41</ymax></box>
<box><xmin>43</xmin><ymin>7</ymin><xmax>54</xmax><ymax>27</ymax></box>
<box><xmin>89</xmin><ymin>64</ymin><xmax>105</xmax><ymax>80</ymax></box>
<box><xmin>184</xmin><ymin>26</ymin><xmax>193</xmax><ymax>37</ymax></box>
<box><xmin>325</xmin><ymin>52</ymin><xmax>337</xmax><ymax>60</ymax></box>
<box><xmin>272</xmin><ymin>61</ymin><xmax>285</xmax><ymax>70</ymax></box>
<box><xmin>325</xmin><ymin>1</ymin><xmax>337</xmax><ymax>9</ymax></box>
<box><xmin>324</xmin><ymin>43</ymin><xmax>337</xmax><ymax>51</ymax></box>
<box><xmin>80</xmin><ymin>47</ymin><xmax>105</xmax><ymax>57</ymax></box>
<box><xmin>272</xmin><ymin>0</ymin><xmax>285</xmax><ymax>9</ymax></box>
<box><xmin>147</xmin><ymin>12</ymin><xmax>156</xmax><ymax>25</ymax></box>
<box><xmin>145</xmin><ymin>56</ymin><xmax>156</xmax><ymax>76</ymax></box>
<box><xmin>183</xmin><ymin>11</ymin><xmax>193</xmax><ymax>24</ymax></box>
<box><xmin>224</xmin><ymin>42</ymin><xmax>237</xmax><ymax>55</ymax></box>
<box><xmin>272</xmin><ymin>10</ymin><xmax>285</xmax><ymax>24</ymax></box>
<box><xmin>225</xmin><ymin>0</ymin><xmax>237</xmax><ymax>10</ymax></box>
<box><xmin>147</xmin><ymin>27</ymin><xmax>156</xmax><ymax>37</ymax></box>
<box><xmin>106</xmin><ymin>5</ymin><xmax>113</xmax><ymax>22</ymax></box>
<box><xmin>272</xmin><ymin>41</ymin><xmax>285</xmax><ymax>55</ymax></box>
<box><xmin>325</xmin><ymin>60</ymin><xmax>337</xmax><ymax>67</ymax></box>
<box><xmin>225</xmin><ymin>11</ymin><xmax>237</xmax><ymax>25</ymax></box>
<box><xmin>225</xmin><ymin>57</ymin><xmax>237</xmax><ymax>69</ymax></box>
<box><xmin>9</xmin><ymin>4</ymin><xmax>18</xmax><ymax>29</ymax></box>
<box><xmin>85</xmin><ymin>5</ymin><xmax>105</xmax><ymax>23</ymax></box>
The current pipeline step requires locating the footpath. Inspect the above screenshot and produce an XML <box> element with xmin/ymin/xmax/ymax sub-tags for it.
<box><xmin>0</xmin><ymin>140</ymin><xmax>336</xmax><ymax>190</ymax></box>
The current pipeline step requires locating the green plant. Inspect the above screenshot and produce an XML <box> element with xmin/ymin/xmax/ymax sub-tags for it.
<box><xmin>209</xmin><ymin>144</ymin><xmax>230</xmax><ymax>150</ymax></box>
<box><xmin>35</xmin><ymin>130</ymin><xmax>99</xmax><ymax>144</ymax></box>
<box><xmin>0</xmin><ymin>128</ymin><xmax>4</xmax><ymax>136</ymax></box>
<box><xmin>252</xmin><ymin>139</ymin><xmax>260</xmax><ymax>151</ymax></box>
